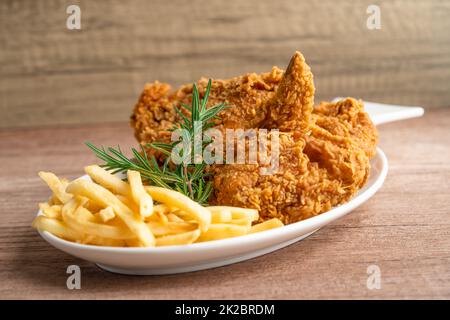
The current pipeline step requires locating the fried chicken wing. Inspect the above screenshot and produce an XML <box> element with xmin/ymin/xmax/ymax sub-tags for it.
<box><xmin>210</xmin><ymin>54</ymin><xmax>376</xmax><ymax>222</ymax></box>
<box><xmin>132</xmin><ymin>67</ymin><xmax>283</xmax><ymax>146</ymax></box>
<box><xmin>264</xmin><ymin>52</ymin><xmax>315</xmax><ymax>132</ymax></box>
<box><xmin>131</xmin><ymin>51</ymin><xmax>378</xmax><ymax>223</ymax></box>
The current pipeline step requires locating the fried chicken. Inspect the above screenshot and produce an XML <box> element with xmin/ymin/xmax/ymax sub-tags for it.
<box><xmin>131</xmin><ymin>51</ymin><xmax>378</xmax><ymax>223</ymax></box>
<box><xmin>132</xmin><ymin>67</ymin><xmax>283</xmax><ymax>146</ymax></box>
<box><xmin>263</xmin><ymin>51</ymin><xmax>315</xmax><ymax>132</ymax></box>
<box><xmin>210</xmin><ymin>53</ymin><xmax>377</xmax><ymax>222</ymax></box>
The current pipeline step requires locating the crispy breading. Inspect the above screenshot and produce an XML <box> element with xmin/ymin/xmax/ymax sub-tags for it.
<box><xmin>264</xmin><ymin>51</ymin><xmax>315</xmax><ymax>132</ymax></box>
<box><xmin>131</xmin><ymin>67</ymin><xmax>283</xmax><ymax>146</ymax></box>
<box><xmin>130</xmin><ymin>51</ymin><xmax>378</xmax><ymax>223</ymax></box>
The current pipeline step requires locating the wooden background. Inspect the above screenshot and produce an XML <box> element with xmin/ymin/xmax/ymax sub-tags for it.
<box><xmin>1</xmin><ymin>0</ymin><xmax>450</xmax><ymax>129</ymax></box>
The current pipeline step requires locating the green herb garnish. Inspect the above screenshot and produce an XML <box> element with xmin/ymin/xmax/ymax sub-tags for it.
<box><xmin>86</xmin><ymin>79</ymin><xmax>227</xmax><ymax>205</ymax></box>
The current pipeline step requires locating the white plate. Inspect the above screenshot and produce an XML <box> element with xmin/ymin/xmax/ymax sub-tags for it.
<box><xmin>37</xmin><ymin>147</ymin><xmax>388</xmax><ymax>275</ymax></box>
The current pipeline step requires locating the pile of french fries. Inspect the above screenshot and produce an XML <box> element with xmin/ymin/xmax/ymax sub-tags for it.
<box><xmin>32</xmin><ymin>165</ymin><xmax>284</xmax><ymax>247</ymax></box>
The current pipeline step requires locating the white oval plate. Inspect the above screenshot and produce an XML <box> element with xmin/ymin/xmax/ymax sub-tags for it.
<box><xmin>37</xmin><ymin>147</ymin><xmax>388</xmax><ymax>275</ymax></box>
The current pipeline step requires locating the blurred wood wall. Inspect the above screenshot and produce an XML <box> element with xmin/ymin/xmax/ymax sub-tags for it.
<box><xmin>1</xmin><ymin>0</ymin><xmax>449</xmax><ymax>128</ymax></box>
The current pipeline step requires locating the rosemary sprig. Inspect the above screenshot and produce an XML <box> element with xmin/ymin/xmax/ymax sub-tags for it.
<box><xmin>86</xmin><ymin>79</ymin><xmax>227</xmax><ymax>205</ymax></box>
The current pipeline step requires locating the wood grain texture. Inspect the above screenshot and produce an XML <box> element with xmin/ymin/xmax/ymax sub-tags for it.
<box><xmin>1</xmin><ymin>0</ymin><xmax>450</xmax><ymax>128</ymax></box>
<box><xmin>0</xmin><ymin>109</ymin><xmax>449</xmax><ymax>299</ymax></box>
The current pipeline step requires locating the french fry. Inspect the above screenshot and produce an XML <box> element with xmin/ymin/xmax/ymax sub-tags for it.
<box><xmin>61</xmin><ymin>197</ymin><xmax>96</xmax><ymax>221</ymax></box>
<box><xmin>98</xmin><ymin>206</ymin><xmax>115</xmax><ymax>222</ymax></box>
<box><xmin>153</xmin><ymin>204</ymin><xmax>170</xmax><ymax>215</ymax></box>
<box><xmin>85</xmin><ymin>165</ymin><xmax>131</xmax><ymax>197</ymax></box>
<box><xmin>66</xmin><ymin>179</ymin><xmax>155</xmax><ymax>246</ymax></box>
<box><xmin>125</xmin><ymin>239</ymin><xmax>144</xmax><ymax>247</ymax></box>
<box><xmin>146</xmin><ymin>186</ymin><xmax>211</xmax><ymax>232</ymax></box>
<box><xmin>167</xmin><ymin>213</ymin><xmax>185</xmax><ymax>223</ymax></box>
<box><xmin>206</xmin><ymin>207</ymin><xmax>232</xmax><ymax>223</ymax></box>
<box><xmin>62</xmin><ymin>197</ymin><xmax>80</xmax><ymax>217</ymax></box>
<box><xmin>115</xmin><ymin>194</ymin><xmax>139</xmax><ymax>212</ymax></box>
<box><xmin>249</xmin><ymin>218</ymin><xmax>284</xmax><ymax>234</ymax></box>
<box><xmin>197</xmin><ymin>224</ymin><xmax>248</xmax><ymax>242</ymax></box>
<box><xmin>38</xmin><ymin>171</ymin><xmax>72</xmax><ymax>204</ymax></box>
<box><xmin>127</xmin><ymin>170</ymin><xmax>153</xmax><ymax>218</ymax></box>
<box><xmin>80</xmin><ymin>235</ymin><xmax>126</xmax><ymax>247</ymax></box>
<box><xmin>155</xmin><ymin>229</ymin><xmax>201</xmax><ymax>246</ymax></box>
<box><xmin>147</xmin><ymin>221</ymin><xmax>197</xmax><ymax>237</ymax></box>
<box><xmin>76</xmin><ymin>204</ymin><xmax>98</xmax><ymax>222</ymax></box>
<box><xmin>228</xmin><ymin>217</ymin><xmax>252</xmax><ymax>229</ymax></box>
<box><xmin>232</xmin><ymin>210</ymin><xmax>259</xmax><ymax>222</ymax></box>
<box><xmin>39</xmin><ymin>203</ymin><xmax>62</xmax><ymax>219</ymax></box>
<box><xmin>169</xmin><ymin>209</ymin><xmax>195</xmax><ymax>222</ymax></box>
<box><xmin>145</xmin><ymin>204</ymin><xmax>169</xmax><ymax>224</ymax></box>
<box><xmin>48</xmin><ymin>194</ymin><xmax>62</xmax><ymax>206</ymax></box>
<box><xmin>32</xmin><ymin>216</ymin><xmax>79</xmax><ymax>241</ymax></box>
<box><xmin>33</xmin><ymin>169</ymin><xmax>283</xmax><ymax>248</ymax></box>
<box><xmin>208</xmin><ymin>206</ymin><xmax>259</xmax><ymax>222</ymax></box>
<box><xmin>84</xmin><ymin>199</ymin><xmax>103</xmax><ymax>213</ymax></box>
<box><xmin>63</xmin><ymin>206</ymin><xmax>135</xmax><ymax>240</ymax></box>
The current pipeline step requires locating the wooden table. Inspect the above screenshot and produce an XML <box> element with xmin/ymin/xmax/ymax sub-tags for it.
<box><xmin>0</xmin><ymin>108</ymin><xmax>449</xmax><ymax>299</ymax></box>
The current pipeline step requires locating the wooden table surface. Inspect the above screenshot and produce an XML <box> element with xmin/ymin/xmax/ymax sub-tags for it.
<box><xmin>0</xmin><ymin>108</ymin><xmax>449</xmax><ymax>299</ymax></box>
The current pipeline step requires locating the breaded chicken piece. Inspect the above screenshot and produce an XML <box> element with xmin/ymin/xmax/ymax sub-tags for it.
<box><xmin>211</xmin><ymin>54</ymin><xmax>375</xmax><ymax>222</ymax></box>
<box><xmin>310</xmin><ymin>98</ymin><xmax>378</xmax><ymax>159</ymax></box>
<box><xmin>131</xmin><ymin>51</ymin><xmax>378</xmax><ymax>223</ymax></box>
<box><xmin>264</xmin><ymin>52</ymin><xmax>315</xmax><ymax>132</ymax></box>
<box><xmin>131</xmin><ymin>67</ymin><xmax>283</xmax><ymax>147</ymax></box>
<box><xmin>211</xmin><ymin>102</ymin><xmax>375</xmax><ymax>223</ymax></box>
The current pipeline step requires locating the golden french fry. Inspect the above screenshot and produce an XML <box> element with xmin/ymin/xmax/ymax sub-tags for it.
<box><xmin>62</xmin><ymin>197</ymin><xmax>80</xmax><ymax>217</ymax></box>
<box><xmin>197</xmin><ymin>224</ymin><xmax>248</xmax><ymax>242</ymax></box>
<box><xmin>85</xmin><ymin>165</ymin><xmax>131</xmax><ymax>197</ymax></box>
<box><xmin>34</xmin><ymin>169</ymin><xmax>274</xmax><ymax>247</ymax></box>
<box><xmin>83</xmin><ymin>199</ymin><xmax>103</xmax><ymax>213</ymax></box>
<box><xmin>146</xmin><ymin>186</ymin><xmax>211</xmax><ymax>232</ymax></box>
<box><xmin>145</xmin><ymin>204</ymin><xmax>169</xmax><ymax>224</ymax></box>
<box><xmin>153</xmin><ymin>204</ymin><xmax>170</xmax><ymax>215</ymax></box>
<box><xmin>98</xmin><ymin>206</ymin><xmax>115</xmax><ymax>222</ymax></box>
<box><xmin>66</xmin><ymin>179</ymin><xmax>155</xmax><ymax>246</ymax></box>
<box><xmin>147</xmin><ymin>221</ymin><xmax>198</xmax><ymax>237</ymax></box>
<box><xmin>228</xmin><ymin>217</ymin><xmax>252</xmax><ymax>229</ymax></box>
<box><xmin>125</xmin><ymin>239</ymin><xmax>145</xmax><ymax>247</ymax></box>
<box><xmin>127</xmin><ymin>170</ymin><xmax>153</xmax><ymax>218</ymax></box>
<box><xmin>155</xmin><ymin>211</ymin><xmax>169</xmax><ymax>224</ymax></box>
<box><xmin>38</xmin><ymin>172</ymin><xmax>72</xmax><ymax>204</ymax></box>
<box><xmin>39</xmin><ymin>203</ymin><xmax>62</xmax><ymax>219</ymax></box>
<box><xmin>32</xmin><ymin>216</ymin><xmax>80</xmax><ymax>241</ymax></box>
<box><xmin>208</xmin><ymin>206</ymin><xmax>259</xmax><ymax>222</ymax></box>
<box><xmin>48</xmin><ymin>194</ymin><xmax>62</xmax><ymax>206</ymax></box>
<box><xmin>249</xmin><ymin>218</ymin><xmax>284</xmax><ymax>234</ymax></box>
<box><xmin>63</xmin><ymin>206</ymin><xmax>135</xmax><ymax>240</ymax></box>
<box><xmin>80</xmin><ymin>235</ymin><xmax>126</xmax><ymax>247</ymax></box>
<box><xmin>232</xmin><ymin>209</ymin><xmax>259</xmax><ymax>221</ymax></box>
<box><xmin>155</xmin><ymin>229</ymin><xmax>201</xmax><ymax>246</ymax></box>
<box><xmin>167</xmin><ymin>213</ymin><xmax>185</xmax><ymax>223</ymax></box>
<box><xmin>76</xmin><ymin>203</ymin><xmax>98</xmax><ymax>222</ymax></box>
<box><xmin>206</xmin><ymin>207</ymin><xmax>232</xmax><ymax>223</ymax></box>
<box><xmin>168</xmin><ymin>209</ymin><xmax>194</xmax><ymax>222</ymax></box>
<box><xmin>115</xmin><ymin>194</ymin><xmax>138</xmax><ymax>211</ymax></box>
